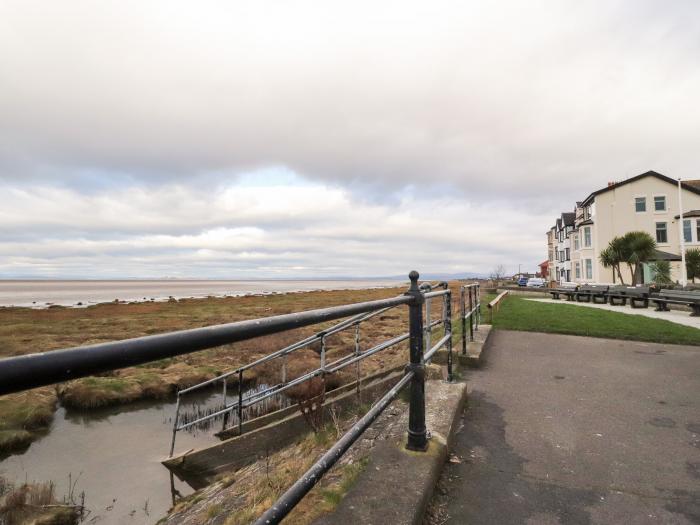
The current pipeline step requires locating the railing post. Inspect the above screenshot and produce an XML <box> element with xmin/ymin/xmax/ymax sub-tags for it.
<box><xmin>424</xmin><ymin>293</ymin><xmax>432</xmax><ymax>352</ymax></box>
<box><xmin>405</xmin><ymin>271</ymin><xmax>427</xmax><ymax>451</ymax></box>
<box><xmin>468</xmin><ymin>286</ymin><xmax>474</xmax><ymax>342</ymax></box>
<box><xmin>460</xmin><ymin>286</ymin><xmax>466</xmax><ymax>356</ymax></box>
<box><xmin>444</xmin><ymin>290</ymin><xmax>453</xmax><ymax>382</ymax></box>
<box><xmin>476</xmin><ymin>284</ymin><xmax>481</xmax><ymax>329</ymax></box>
<box><xmin>354</xmin><ymin>323</ymin><xmax>361</xmax><ymax>397</ymax></box>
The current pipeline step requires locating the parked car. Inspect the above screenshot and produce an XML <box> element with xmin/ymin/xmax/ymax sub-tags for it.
<box><xmin>517</xmin><ymin>276</ymin><xmax>529</xmax><ymax>286</ymax></box>
<box><xmin>526</xmin><ymin>278</ymin><xmax>546</xmax><ymax>288</ymax></box>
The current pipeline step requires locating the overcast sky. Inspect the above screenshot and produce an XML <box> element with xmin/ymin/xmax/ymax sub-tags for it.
<box><xmin>2</xmin><ymin>1</ymin><xmax>699</xmax><ymax>278</ymax></box>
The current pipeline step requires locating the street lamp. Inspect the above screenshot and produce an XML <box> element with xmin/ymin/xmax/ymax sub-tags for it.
<box><xmin>678</xmin><ymin>178</ymin><xmax>688</xmax><ymax>287</ymax></box>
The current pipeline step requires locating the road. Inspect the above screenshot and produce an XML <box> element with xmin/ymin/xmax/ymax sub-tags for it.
<box><xmin>431</xmin><ymin>330</ymin><xmax>700</xmax><ymax>524</ymax></box>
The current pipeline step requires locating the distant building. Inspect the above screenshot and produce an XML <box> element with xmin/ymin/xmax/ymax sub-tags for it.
<box><xmin>547</xmin><ymin>171</ymin><xmax>700</xmax><ymax>284</ymax></box>
<box><xmin>538</xmin><ymin>260</ymin><xmax>549</xmax><ymax>279</ymax></box>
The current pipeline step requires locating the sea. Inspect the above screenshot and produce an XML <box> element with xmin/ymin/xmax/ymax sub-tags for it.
<box><xmin>0</xmin><ymin>279</ymin><xmax>404</xmax><ymax>308</ymax></box>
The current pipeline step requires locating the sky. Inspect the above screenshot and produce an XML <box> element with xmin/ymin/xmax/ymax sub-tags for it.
<box><xmin>1</xmin><ymin>0</ymin><xmax>700</xmax><ymax>279</ymax></box>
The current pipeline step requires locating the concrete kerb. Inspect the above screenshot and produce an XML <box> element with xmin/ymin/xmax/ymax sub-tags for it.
<box><xmin>431</xmin><ymin>324</ymin><xmax>494</xmax><ymax>369</ymax></box>
<box><xmin>313</xmin><ymin>378</ymin><xmax>468</xmax><ymax>525</ymax></box>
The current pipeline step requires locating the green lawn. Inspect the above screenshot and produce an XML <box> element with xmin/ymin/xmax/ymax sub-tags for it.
<box><xmin>476</xmin><ymin>293</ymin><xmax>700</xmax><ymax>347</ymax></box>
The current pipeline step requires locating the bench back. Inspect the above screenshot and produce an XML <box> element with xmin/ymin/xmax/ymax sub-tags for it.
<box><xmin>659</xmin><ymin>289</ymin><xmax>700</xmax><ymax>300</ymax></box>
<box><xmin>579</xmin><ymin>284</ymin><xmax>609</xmax><ymax>292</ymax></box>
<box><xmin>559</xmin><ymin>282</ymin><xmax>578</xmax><ymax>290</ymax></box>
<box><xmin>610</xmin><ymin>286</ymin><xmax>650</xmax><ymax>296</ymax></box>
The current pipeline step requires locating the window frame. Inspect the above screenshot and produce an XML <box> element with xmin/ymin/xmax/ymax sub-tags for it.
<box><xmin>583</xmin><ymin>226</ymin><xmax>592</xmax><ymax>248</ymax></box>
<box><xmin>575</xmin><ymin>261</ymin><xmax>581</xmax><ymax>279</ymax></box>
<box><xmin>585</xmin><ymin>259</ymin><xmax>593</xmax><ymax>280</ymax></box>
<box><xmin>656</xmin><ymin>221</ymin><xmax>668</xmax><ymax>244</ymax></box>
<box><xmin>634</xmin><ymin>196</ymin><xmax>646</xmax><ymax>213</ymax></box>
<box><xmin>653</xmin><ymin>195</ymin><xmax>667</xmax><ymax>213</ymax></box>
<box><xmin>683</xmin><ymin>219</ymin><xmax>692</xmax><ymax>243</ymax></box>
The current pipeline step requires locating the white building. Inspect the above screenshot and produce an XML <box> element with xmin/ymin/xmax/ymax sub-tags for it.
<box><xmin>547</xmin><ymin>171</ymin><xmax>700</xmax><ymax>285</ymax></box>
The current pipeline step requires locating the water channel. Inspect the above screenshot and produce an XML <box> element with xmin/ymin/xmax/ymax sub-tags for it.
<box><xmin>0</xmin><ymin>392</ymin><xmax>224</xmax><ymax>525</ymax></box>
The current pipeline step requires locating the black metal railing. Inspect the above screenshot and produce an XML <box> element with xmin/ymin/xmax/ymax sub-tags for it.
<box><xmin>0</xmin><ymin>271</ymin><xmax>481</xmax><ymax>525</ymax></box>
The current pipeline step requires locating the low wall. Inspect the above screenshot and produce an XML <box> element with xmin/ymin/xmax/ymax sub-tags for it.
<box><xmin>497</xmin><ymin>286</ymin><xmax>549</xmax><ymax>297</ymax></box>
<box><xmin>163</xmin><ymin>367</ymin><xmax>405</xmax><ymax>488</ymax></box>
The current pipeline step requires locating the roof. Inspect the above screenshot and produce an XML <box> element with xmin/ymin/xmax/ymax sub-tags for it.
<box><xmin>581</xmin><ymin>171</ymin><xmax>700</xmax><ymax>206</ymax></box>
<box><xmin>685</xmin><ymin>179</ymin><xmax>700</xmax><ymax>190</ymax></box>
<box><xmin>674</xmin><ymin>210</ymin><xmax>700</xmax><ymax>219</ymax></box>
<box><xmin>651</xmin><ymin>250</ymin><xmax>681</xmax><ymax>262</ymax></box>
<box><xmin>539</xmin><ymin>260</ymin><xmax>549</xmax><ymax>267</ymax></box>
<box><xmin>578</xmin><ymin>219</ymin><xmax>594</xmax><ymax>226</ymax></box>
<box><xmin>562</xmin><ymin>212</ymin><xmax>575</xmax><ymax>227</ymax></box>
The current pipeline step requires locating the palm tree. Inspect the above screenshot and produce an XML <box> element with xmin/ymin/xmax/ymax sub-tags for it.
<box><xmin>600</xmin><ymin>236</ymin><xmax>626</xmax><ymax>284</ymax></box>
<box><xmin>686</xmin><ymin>248</ymin><xmax>700</xmax><ymax>283</ymax></box>
<box><xmin>649</xmin><ymin>260</ymin><xmax>673</xmax><ymax>285</ymax></box>
<box><xmin>621</xmin><ymin>231</ymin><xmax>657</xmax><ymax>284</ymax></box>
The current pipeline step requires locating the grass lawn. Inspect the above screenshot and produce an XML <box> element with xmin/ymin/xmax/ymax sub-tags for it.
<box><xmin>483</xmin><ymin>293</ymin><xmax>700</xmax><ymax>347</ymax></box>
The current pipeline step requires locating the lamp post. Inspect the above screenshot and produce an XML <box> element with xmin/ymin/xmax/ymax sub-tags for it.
<box><xmin>678</xmin><ymin>178</ymin><xmax>688</xmax><ymax>287</ymax></box>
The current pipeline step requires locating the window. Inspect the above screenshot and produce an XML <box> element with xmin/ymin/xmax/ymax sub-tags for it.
<box><xmin>565</xmin><ymin>248</ymin><xmax>570</xmax><ymax>260</ymax></box>
<box><xmin>656</xmin><ymin>222</ymin><xmax>668</xmax><ymax>243</ymax></box>
<box><xmin>697</xmin><ymin>219</ymin><xmax>700</xmax><ymax>242</ymax></box>
<box><xmin>684</xmin><ymin>219</ymin><xmax>692</xmax><ymax>243</ymax></box>
<box><xmin>554</xmin><ymin>248</ymin><xmax>558</xmax><ymax>261</ymax></box>
<box><xmin>585</xmin><ymin>259</ymin><xmax>593</xmax><ymax>279</ymax></box>
<box><xmin>583</xmin><ymin>227</ymin><xmax>592</xmax><ymax>247</ymax></box>
<box><xmin>635</xmin><ymin>197</ymin><xmax>646</xmax><ymax>212</ymax></box>
<box><xmin>575</xmin><ymin>262</ymin><xmax>581</xmax><ymax>279</ymax></box>
<box><xmin>574</xmin><ymin>235</ymin><xmax>579</xmax><ymax>250</ymax></box>
<box><xmin>654</xmin><ymin>196</ymin><xmax>666</xmax><ymax>212</ymax></box>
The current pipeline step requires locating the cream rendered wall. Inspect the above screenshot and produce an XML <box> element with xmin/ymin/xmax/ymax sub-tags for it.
<box><xmin>592</xmin><ymin>177</ymin><xmax>700</xmax><ymax>284</ymax></box>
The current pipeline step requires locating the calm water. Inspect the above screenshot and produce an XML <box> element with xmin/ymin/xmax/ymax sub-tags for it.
<box><xmin>0</xmin><ymin>279</ymin><xmax>403</xmax><ymax>308</ymax></box>
<box><xmin>0</xmin><ymin>392</ymin><xmax>224</xmax><ymax>525</ymax></box>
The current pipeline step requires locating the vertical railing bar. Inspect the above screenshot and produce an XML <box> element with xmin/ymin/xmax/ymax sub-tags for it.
<box><xmin>222</xmin><ymin>377</ymin><xmax>228</xmax><ymax>431</ymax></box>
<box><xmin>354</xmin><ymin>323</ymin><xmax>361</xmax><ymax>398</ymax></box>
<box><xmin>476</xmin><ymin>283</ymin><xmax>481</xmax><ymax>330</ymax></box>
<box><xmin>445</xmin><ymin>290</ymin><xmax>453</xmax><ymax>382</ymax></box>
<box><xmin>469</xmin><ymin>286</ymin><xmax>474</xmax><ymax>342</ymax></box>
<box><xmin>169</xmin><ymin>394</ymin><xmax>181</xmax><ymax>457</ymax></box>
<box><xmin>425</xmin><ymin>295</ymin><xmax>432</xmax><ymax>353</ymax></box>
<box><xmin>237</xmin><ymin>370</ymin><xmax>243</xmax><ymax>435</ymax></box>
<box><xmin>461</xmin><ymin>286</ymin><xmax>466</xmax><ymax>356</ymax></box>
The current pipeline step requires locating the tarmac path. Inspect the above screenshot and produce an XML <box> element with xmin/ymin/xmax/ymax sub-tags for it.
<box><xmin>432</xmin><ymin>330</ymin><xmax>700</xmax><ymax>524</ymax></box>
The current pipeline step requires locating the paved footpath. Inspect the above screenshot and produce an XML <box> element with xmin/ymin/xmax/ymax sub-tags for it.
<box><xmin>431</xmin><ymin>330</ymin><xmax>700</xmax><ymax>524</ymax></box>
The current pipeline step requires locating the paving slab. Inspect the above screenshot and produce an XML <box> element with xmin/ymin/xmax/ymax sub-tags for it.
<box><xmin>316</xmin><ymin>378</ymin><xmax>467</xmax><ymax>525</ymax></box>
<box><xmin>431</xmin><ymin>330</ymin><xmax>700</xmax><ymax>524</ymax></box>
<box><xmin>527</xmin><ymin>297</ymin><xmax>700</xmax><ymax>330</ymax></box>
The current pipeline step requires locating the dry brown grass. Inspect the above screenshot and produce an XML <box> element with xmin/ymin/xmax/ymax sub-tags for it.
<box><xmin>166</xmin><ymin>411</ymin><xmax>373</xmax><ymax>525</ymax></box>
<box><xmin>0</xmin><ymin>477</ymin><xmax>79</xmax><ymax>525</ymax></box>
<box><xmin>0</xmin><ymin>281</ymin><xmax>472</xmax><ymax>452</ymax></box>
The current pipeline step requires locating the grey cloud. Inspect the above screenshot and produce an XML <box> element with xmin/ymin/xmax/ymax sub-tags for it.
<box><xmin>1</xmin><ymin>1</ymin><xmax>699</xmax><ymax>202</ymax></box>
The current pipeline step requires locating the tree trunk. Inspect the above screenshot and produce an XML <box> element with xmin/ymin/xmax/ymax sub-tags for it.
<box><xmin>615</xmin><ymin>264</ymin><xmax>625</xmax><ymax>285</ymax></box>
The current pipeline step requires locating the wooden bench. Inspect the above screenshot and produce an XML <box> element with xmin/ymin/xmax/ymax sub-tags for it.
<box><xmin>606</xmin><ymin>286</ymin><xmax>650</xmax><ymax>309</ymax></box>
<box><xmin>576</xmin><ymin>284</ymin><xmax>609</xmax><ymax>304</ymax></box>
<box><xmin>650</xmin><ymin>290</ymin><xmax>700</xmax><ymax>316</ymax></box>
<box><xmin>549</xmin><ymin>284</ymin><xmax>578</xmax><ymax>301</ymax></box>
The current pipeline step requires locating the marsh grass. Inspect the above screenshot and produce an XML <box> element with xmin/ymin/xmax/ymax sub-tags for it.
<box><xmin>0</xmin><ymin>285</ymin><xmax>413</xmax><ymax>452</ymax></box>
